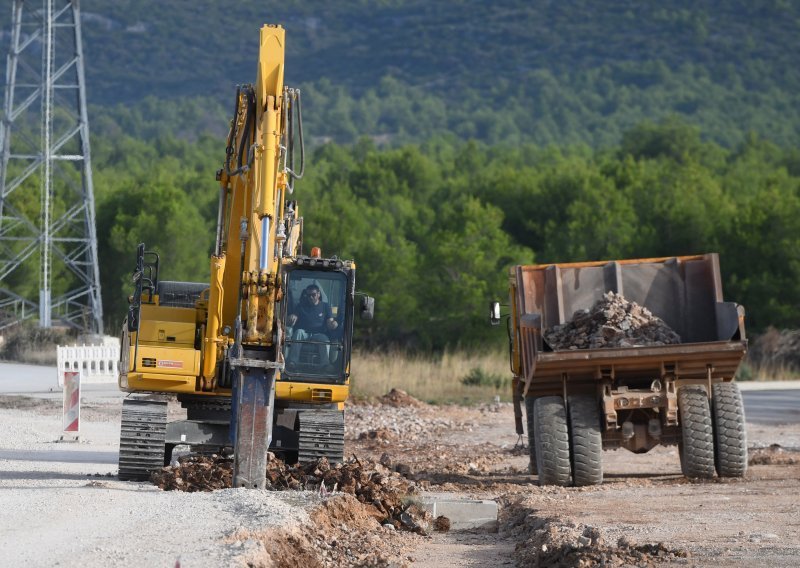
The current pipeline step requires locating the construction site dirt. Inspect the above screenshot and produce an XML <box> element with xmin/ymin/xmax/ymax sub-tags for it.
<box><xmin>1</xmin><ymin>374</ymin><xmax>799</xmax><ymax>567</ymax></box>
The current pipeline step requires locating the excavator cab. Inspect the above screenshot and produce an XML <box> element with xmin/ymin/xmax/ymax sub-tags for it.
<box><xmin>281</xmin><ymin>260</ymin><xmax>356</xmax><ymax>384</ymax></box>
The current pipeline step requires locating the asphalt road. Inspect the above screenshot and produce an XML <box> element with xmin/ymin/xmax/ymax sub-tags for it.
<box><xmin>0</xmin><ymin>361</ymin><xmax>121</xmax><ymax>402</ymax></box>
<box><xmin>741</xmin><ymin>390</ymin><xmax>800</xmax><ymax>425</ymax></box>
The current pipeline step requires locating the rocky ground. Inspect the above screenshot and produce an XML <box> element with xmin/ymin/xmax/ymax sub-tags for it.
<box><xmin>341</xmin><ymin>391</ymin><xmax>800</xmax><ymax>567</ymax></box>
<box><xmin>141</xmin><ymin>388</ymin><xmax>800</xmax><ymax>567</ymax></box>
<box><xmin>1</xmin><ymin>378</ymin><xmax>799</xmax><ymax>567</ymax></box>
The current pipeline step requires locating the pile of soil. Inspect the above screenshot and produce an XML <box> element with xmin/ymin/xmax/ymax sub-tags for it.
<box><xmin>244</xmin><ymin>494</ymin><xmax>417</xmax><ymax>568</ymax></box>
<box><xmin>152</xmin><ymin>454</ymin><xmax>430</xmax><ymax>532</ymax></box>
<box><xmin>503</xmin><ymin>505</ymin><xmax>689</xmax><ymax>567</ymax></box>
<box><xmin>357</xmin><ymin>428</ymin><xmax>397</xmax><ymax>443</ymax></box>
<box><xmin>749</xmin><ymin>444</ymin><xmax>800</xmax><ymax>466</ymax></box>
<box><xmin>378</xmin><ymin>388</ymin><xmax>425</xmax><ymax>408</ymax></box>
<box><xmin>545</xmin><ymin>292</ymin><xmax>681</xmax><ymax>350</ymax></box>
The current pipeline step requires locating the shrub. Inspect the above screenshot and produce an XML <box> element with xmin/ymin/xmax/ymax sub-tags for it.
<box><xmin>460</xmin><ymin>367</ymin><xmax>509</xmax><ymax>390</ymax></box>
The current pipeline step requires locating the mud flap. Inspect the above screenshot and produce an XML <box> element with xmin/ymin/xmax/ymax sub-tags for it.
<box><xmin>232</xmin><ymin>366</ymin><xmax>276</xmax><ymax>488</ymax></box>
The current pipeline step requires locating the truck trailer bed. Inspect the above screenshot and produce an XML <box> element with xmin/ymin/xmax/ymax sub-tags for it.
<box><xmin>525</xmin><ymin>340</ymin><xmax>747</xmax><ymax>397</ymax></box>
<box><xmin>512</xmin><ymin>254</ymin><xmax>747</xmax><ymax>397</ymax></box>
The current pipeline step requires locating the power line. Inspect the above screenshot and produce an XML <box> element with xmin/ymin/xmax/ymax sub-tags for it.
<box><xmin>0</xmin><ymin>0</ymin><xmax>102</xmax><ymax>333</ymax></box>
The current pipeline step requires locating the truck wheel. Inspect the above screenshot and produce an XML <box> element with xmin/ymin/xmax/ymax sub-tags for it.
<box><xmin>524</xmin><ymin>396</ymin><xmax>537</xmax><ymax>475</ymax></box>
<box><xmin>711</xmin><ymin>382</ymin><xmax>748</xmax><ymax>477</ymax></box>
<box><xmin>568</xmin><ymin>396</ymin><xmax>603</xmax><ymax>486</ymax></box>
<box><xmin>533</xmin><ymin>396</ymin><xmax>571</xmax><ymax>486</ymax></box>
<box><xmin>678</xmin><ymin>387</ymin><xmax>716</xmax><ymax>479</ymax></box>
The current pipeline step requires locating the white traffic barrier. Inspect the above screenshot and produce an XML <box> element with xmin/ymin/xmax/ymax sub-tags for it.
<box><xmin>57</xmin><ymin>342</ymin><xmax>120</xmax><ymax>386</ymax></box>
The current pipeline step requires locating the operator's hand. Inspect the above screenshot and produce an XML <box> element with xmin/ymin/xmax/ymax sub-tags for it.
<box><xmin>326</xmin><ymin>317</ymin><xmax>338</xmax><ymax>331</ymax></box>
<box><xmin>288</xmin><ymin>314</ymin><xmax>298</xmax><ymax>326</ymax></box>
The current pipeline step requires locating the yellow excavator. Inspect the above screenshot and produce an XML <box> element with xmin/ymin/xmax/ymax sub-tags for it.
<box><xmin>117</xmin><ymin>24</ymin><xmax>373</xmax><ymax>488</ymax></box>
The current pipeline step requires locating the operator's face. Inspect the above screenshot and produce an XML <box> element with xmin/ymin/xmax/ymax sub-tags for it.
<box><xmin>308</xmin><ymin>289</ymin><xmax>321</xmax><ymax>304</ymax></box>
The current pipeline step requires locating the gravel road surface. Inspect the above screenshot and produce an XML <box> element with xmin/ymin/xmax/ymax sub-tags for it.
<box><xmin>0</xmin><ymin>362</ymin><xmax>315</xmax><ymax>567</ymax></box>
<box><xmin>1</xmin><ymin>361</ymin><xmax>799</xmax><ymax>567</ymax></box>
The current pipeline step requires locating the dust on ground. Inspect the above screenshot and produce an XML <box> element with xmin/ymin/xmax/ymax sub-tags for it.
<box><xmin>348</xmin><ymin>390</ymin><xmax>800</xmax><ymax>567</ymax></box>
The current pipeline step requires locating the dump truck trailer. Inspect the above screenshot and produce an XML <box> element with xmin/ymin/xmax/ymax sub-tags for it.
<box><xmin>496</xmin><ymin>253</ymin><xmax>748</xmax><ymax>486</ymax></box>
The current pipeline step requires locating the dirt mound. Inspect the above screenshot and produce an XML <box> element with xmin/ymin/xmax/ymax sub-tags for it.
<box><xmin>244</xmin><ymin>494</ymin><xmax>415</xmax><ymax>567</ymax></box>
<box><xmin>748</xmin><ymin>328</ymin><xmax>800</xmax><ymax>371</ymax></box>
<box><xmin>378</xmin><ymin>388</ymin><xmax>425</xmax><ymax>408</ymax></box>
<box><xmin>504</xmin><ymin>507</ymin><xmax>689</xmax><ymax>567</ymax></box>
<box><xmin>749</xmin><ymin>444</ymin><xmax>800</xmax><ymax>466</ymax></box>
<box><xmin>152</xmin><ymin>454</ymin><xmax>429</xmax><ymax>531</ymax></box>
<box><xmin>545</xmin><ymin>291</ymin><xmax>681</xmax><ymax>350</ymax></box>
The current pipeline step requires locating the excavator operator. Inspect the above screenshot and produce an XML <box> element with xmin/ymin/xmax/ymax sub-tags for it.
<box><xmin>287</xmin><ymin>284</ymin><xmax>338</xmax><ymax>368</ymax></box>
<box><xmin>288</xmin><ymin>284</ymin><xmax>338</xmax><ymax>332</ymax></box>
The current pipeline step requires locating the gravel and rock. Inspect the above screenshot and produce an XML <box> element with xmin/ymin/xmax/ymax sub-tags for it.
<box><xmin>2</xmin><ymin>363</ymin><xmax>800</xmax><ymax>567</ymax></box>
<box><xmin>152</xmin><ymin>453</ymin><xmax>430</xmax><ymax>533</ymax></box>
<box><xmin>545</xmin><ymin>292</ymin><xmax>681</xmax><ymax>350</ymax></box>
<box><xmin>502</xmin><ymin>504</ymin><xmax>689</xmax><ymax>567</ymax></box>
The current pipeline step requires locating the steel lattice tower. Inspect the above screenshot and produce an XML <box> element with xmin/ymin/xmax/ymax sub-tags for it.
<box><xmin>0</xmin><ymin>0</ymin><xmax>102</xmax><ymax>333</ymax></box>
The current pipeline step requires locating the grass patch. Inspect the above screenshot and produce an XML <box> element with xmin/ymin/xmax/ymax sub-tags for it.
<box><xmin>739</xmin><ymin>361</ymin><xmax>800</xmax><ymax>381</ymax></box>
<box><xmin>460</xmin><ymin>367</ymin><xmax>510</xmax><ymax>390</ymax></box>
<box><xmin>349</xmin><ymin>348</ymin><xmax>511</xmax><ymax>405</ymax></box>
<box><xmin>349</xmin><ymin>344</ymin><xmax>800</xmax><ymax>407</ymax></box>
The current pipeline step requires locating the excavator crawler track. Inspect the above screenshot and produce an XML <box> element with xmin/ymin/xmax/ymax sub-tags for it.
<box><xmin>297</xmin><ymin>410</ymin><xmax>344</xmax><ymax>464</ymax></box>
<box><xmin>118</xmin><ymin>398</ymin><xmax>168</xmax><ymax>481</ymax></box>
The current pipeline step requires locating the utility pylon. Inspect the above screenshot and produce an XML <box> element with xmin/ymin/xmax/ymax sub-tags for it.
<box><xmin>0</xmin><ymin>0</ymin><xmax>103</xmax><ymax>333</ymax></box>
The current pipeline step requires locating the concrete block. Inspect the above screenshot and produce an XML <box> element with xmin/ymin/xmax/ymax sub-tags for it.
<box><xmin>416</xmin><ymin>495</ymin><xmax>498</xmax><ymax>530</ymax></box>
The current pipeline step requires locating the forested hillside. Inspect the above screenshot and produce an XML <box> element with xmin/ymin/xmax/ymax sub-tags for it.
<box><xmin>0</xmin><ymin>1</ymin><xmax>798</xmax><ymax>348</ymax></box>
<box><xmin>2</xmin><ymin>0</ymin><xmax>799</xmax><ymax>146</ymax></box>
<box><xmin>86</xmin><ymin>123</ymin><xmax>800</xmax><ymax>348</ymax></box>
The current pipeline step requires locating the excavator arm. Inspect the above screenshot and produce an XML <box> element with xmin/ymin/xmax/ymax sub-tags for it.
<box><xmin>116</xmin><ymin>24</ymin><xmax>368</xmax><ymax>488</ymax></box>
<box><xmin>204</xmin><ymin>25</ymin><xmax>303</xmax><ymax>488</ymax></box>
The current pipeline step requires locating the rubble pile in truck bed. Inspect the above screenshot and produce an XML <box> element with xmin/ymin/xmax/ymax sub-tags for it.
<box><xmin>544</xmin><ymin>291</ymin><xmax>682</xmax><ymax>350</ymax></box>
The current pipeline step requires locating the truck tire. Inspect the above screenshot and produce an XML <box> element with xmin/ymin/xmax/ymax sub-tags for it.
<box><xmin>524</xmin><ymin>396</ymin><xmax>538</xmax><ymax>475</ymax></box>
<box><xmin>711</xmin><ymin>382</ymin><xmax>748</xmax><ymax>477</ymax></box>
<box><xmin>678</xmin><ymin>387</ymin><xmax>716</xmax><ymax>479</ymax></box>
<box><xmin>533</xmin><ymin>396</ymin><xmax>571</xmax><ymax>486</ymax></box>
<box><xmin>568</xmin><ymin>395</ymin><xmax>603</xmax><ymax>486</ymax></box>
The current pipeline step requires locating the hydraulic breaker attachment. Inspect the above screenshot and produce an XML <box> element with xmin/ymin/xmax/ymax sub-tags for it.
<box><xmin>232</xmin><ymin>364</ymin><xmax>277</xmax><ymax>488</ymax></box>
